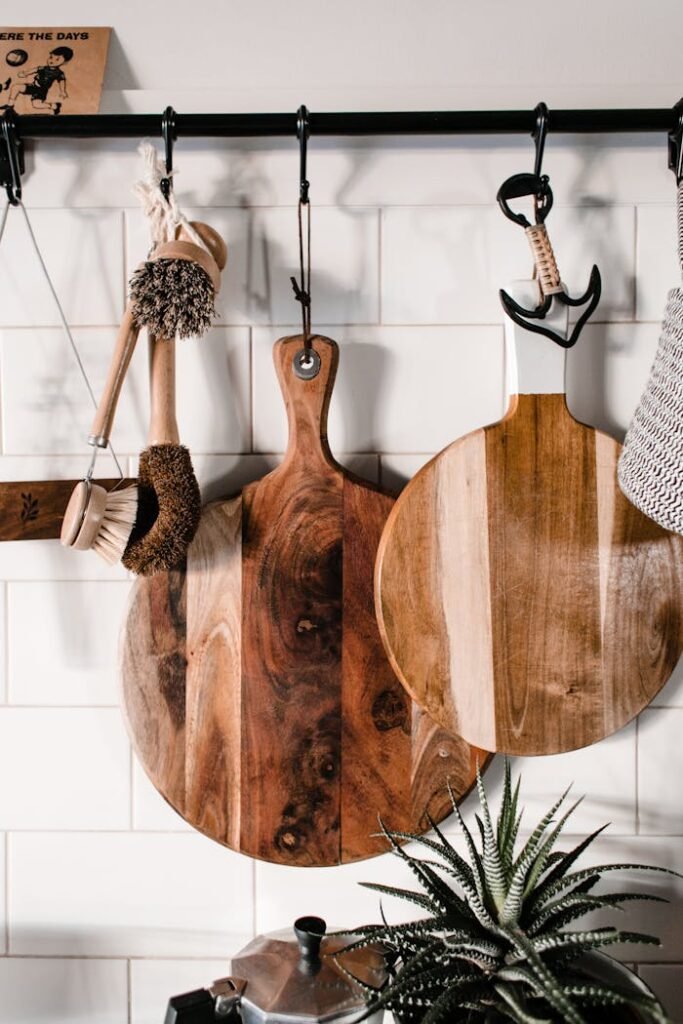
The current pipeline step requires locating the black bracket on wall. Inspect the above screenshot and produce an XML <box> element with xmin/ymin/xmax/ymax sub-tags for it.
<box><xmin>0</xmin><ymin>110</ymin><xmax>24</xmax><ymax>204</ymax></box>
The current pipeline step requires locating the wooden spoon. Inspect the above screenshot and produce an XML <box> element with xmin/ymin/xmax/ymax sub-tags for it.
<box><xmin>375</xmin><ymin>282</ymin><xmax>683</xmax><ymax>756</ymax></box>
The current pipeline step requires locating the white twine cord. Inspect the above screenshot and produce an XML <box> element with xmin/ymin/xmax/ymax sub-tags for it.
<box><xmin>0</xmin><ymin>199</ymin><xmax>124</xmax><ymax>480</ymax></box>
<box><xmin>132</xmin><ymin>141</ymin><xmax>208</xmax><ymax>252</ymax></box>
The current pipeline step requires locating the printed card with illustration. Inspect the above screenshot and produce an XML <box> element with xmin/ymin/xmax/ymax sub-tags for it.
<box><xmin>0</xmin><ymin>27</ymin><xmax>110</xmax><ymax>115</ymax></box>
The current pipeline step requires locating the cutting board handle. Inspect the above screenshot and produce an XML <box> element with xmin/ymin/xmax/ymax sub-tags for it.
<box><xmin>273</xmin><ymin>334</ymin><xmax>339</xmax><ymax>467</ymax></box>
<box><xmin>505</xmin><ymin>279</ymin><xmax>568</xmax><ymax>399</ymax></box>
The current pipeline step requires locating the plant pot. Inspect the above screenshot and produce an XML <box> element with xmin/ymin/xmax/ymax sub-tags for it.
<box><xmin>393</xmin><ymin>953</ymin><xmax>662</xmax><ymax>1024</ymax></box>
<box><xmin>579</xmin><ymin>952</ymin><xmax>661</xmax><ymax>1023</ymax></box>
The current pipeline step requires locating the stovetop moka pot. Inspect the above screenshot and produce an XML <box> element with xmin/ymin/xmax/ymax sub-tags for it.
<box><xmin>164</xmin><ymin>916</ymin><xmax>387</xmax><ymax>1024</ymax></box>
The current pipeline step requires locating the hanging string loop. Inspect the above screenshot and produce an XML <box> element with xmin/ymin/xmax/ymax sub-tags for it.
<box><xmin>290</xmin><ymin>105</ymin><xmax>315</xmax><ymax>364</ymax></box>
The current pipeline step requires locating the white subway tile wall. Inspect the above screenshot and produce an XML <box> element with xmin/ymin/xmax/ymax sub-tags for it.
<box><xmin>130</xmin><ymin>960</ymin><xmax>230</xmax><ymax>1024</ymax></box>
<box><xmin>1</xmin><ymin>134</ymin><xmax>683</xmax><ymax>1022</ymax></box>
<box><xmin>8</xmin><ymin>581</ymin><xmax>130</xmax><ymax>705</ymax></box>
<box><xmin>9</xmin><ymin>833</ymin><xmax>254</xmax><ymax>958</ymax></box>
<box><xmin>0</xmin><ymin>957</ymin><xmax>128</xmax><ymax>1024</ymax></box>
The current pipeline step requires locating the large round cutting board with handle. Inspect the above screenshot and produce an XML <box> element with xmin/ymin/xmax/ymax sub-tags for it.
<box><xmin>375</xmin><ymin>282</ymin><xmax>683</xmax><ymax>756</ymax></box>
<box><xmin>121</xmin><ymin>333</ymin><xmax>486</xmax><ymax>865</ymax></box>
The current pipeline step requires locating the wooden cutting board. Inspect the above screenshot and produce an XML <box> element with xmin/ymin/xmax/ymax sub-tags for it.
<box><xmin>121</xmin><ymin>334</ymin><xmax>486</xmax><ymax>865</ymax></box>
<box><xmin>376</xmin><ymin>282</ymin><xmax>683</xmax><ymax>756</ymax></box>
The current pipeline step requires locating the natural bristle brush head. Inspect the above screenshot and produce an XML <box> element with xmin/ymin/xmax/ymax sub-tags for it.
<box><xmin>60</xmin><ymin>480</ymin><xmax>138</xmax><ymax>565</ymax></box>
<box><xmin>121</xmin><ymin>444</ymin><xmax>201</xmax><ymax>576</ymax></box>
<box><xmin>129</xmin><ymin>221</ymin><xmax>227</xmax><ymax>341</ymax></box>
<box><xmin>130</xmin><ymin>259</ymin><xmax>215</xmax><ymax>339</ymax></box>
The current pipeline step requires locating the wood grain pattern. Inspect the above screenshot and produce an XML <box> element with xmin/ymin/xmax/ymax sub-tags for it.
<box><xmin>121</xmin><ymin>334</ymin><xmax>485</xmax><ymax>864</ymax></box>
<box><xmin>119</xmin><ymin>565</ymin><xmax>188</xmax><ymax>813</ymax></box>
<box><xmin>0</xmin><ymin>478</ymin><xmax>134</xmax><ymax>541</ymax></box>
<box><xmin>376</xmin><ymin>390</ymin><xmax>683</xmax><ymax>756</ymax></box>
<box><xmin>185</xmin><ymin>497</ymin><xmax>243</xmax><ymax>849</ymax></box>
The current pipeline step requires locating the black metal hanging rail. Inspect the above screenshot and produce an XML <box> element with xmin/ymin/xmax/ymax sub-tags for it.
<box><xmin>6</xmin><ymin>108</ymin><xmax>681</xmax><ymax>139</ymax></box>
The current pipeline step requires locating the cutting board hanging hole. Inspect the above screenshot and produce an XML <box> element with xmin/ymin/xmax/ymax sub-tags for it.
<box><xmin>293</xmin><ymin>347</ymin><xmax>321</xmax><ymax>380</ymax></box>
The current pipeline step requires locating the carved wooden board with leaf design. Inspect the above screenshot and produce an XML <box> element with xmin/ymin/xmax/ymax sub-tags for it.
<box><xmin>0</xmin><ymin>479</ymin><xmax>131</xmax><ymax>541</ymax></box>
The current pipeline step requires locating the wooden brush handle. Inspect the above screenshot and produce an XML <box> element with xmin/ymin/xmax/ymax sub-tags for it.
<box><xmin>89</xmin><ymin>305</ymin><xmax>140</xmax><ymax>447</ymax></box>
<box><xmin>181</xmin><ymin>221</ymin><xmax>228</xmax><ymax>273</ymax></box>
<box><xmin>152</xmin><ymin>239</ymin><xmax>222</xmax><ymax>294</ymax></box>
<box><xmin>148</xmin><ymin>335</ymin><xmax>179</xmax><ymax>446</ymax></box>
<box><xmin>273</xmin><ymin>334</ymin><xmax>338</xmax><ymax>468</ymax></box>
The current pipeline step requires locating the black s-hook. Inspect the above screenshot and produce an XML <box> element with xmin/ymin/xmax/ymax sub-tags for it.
<box><xmin>497</xmin><ymin>102</ymin><xmax>552</xmax><ymax>228</ymax></box>
<box><xmin>297</xmin><ymin>104</ymin><xmax>310</xmax><ymax>204</ymax></box>
<box><xmin>160</xmin><ymin>105</ymin><xmax>176</xmax><ymax>202</ymax></box>
<box><xmin>533</xmin><ymin>101</ymin><xmax>549</xmax><ymax>178</ymax></box>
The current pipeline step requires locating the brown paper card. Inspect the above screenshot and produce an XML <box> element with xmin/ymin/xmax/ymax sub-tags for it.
<box><xmin>0</xmin><ymin>27</ymin><xmax>110</xmax><ymax>115</ymax></box>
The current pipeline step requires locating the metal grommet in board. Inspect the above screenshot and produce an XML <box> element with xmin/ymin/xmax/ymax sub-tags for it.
<box><xmin>292</xmin><ymin>347</ymin><xmax>320</xmax><ymax>380</ymax></box>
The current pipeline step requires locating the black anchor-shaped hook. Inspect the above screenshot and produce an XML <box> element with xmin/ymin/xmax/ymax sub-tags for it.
<box><xmin>497</xmin><ymin>103</ymin><xmax>602</xmax><ymax>349</ymax></box>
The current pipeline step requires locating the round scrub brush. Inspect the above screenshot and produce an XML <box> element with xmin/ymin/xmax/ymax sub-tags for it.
<box><xmin>60</xmin><ymin>306</ymin><xmax>140</xmax><ymax>563</ymax></box>
<box><xmin>121</xmin><ymin>331</ymin><xmax>201</xmax><ymax>575</ymax></box>
<box><xmin>61</xmin><ymin>220</ymin><xmax>226</xmax><ymax>567</ymax></box>
<box><xmin>130</xmin><ymin>220</ymin><xmax>226</xmax><ymax>339</ymax></box>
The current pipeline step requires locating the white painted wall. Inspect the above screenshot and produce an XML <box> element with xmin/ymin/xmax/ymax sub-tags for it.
<box><xmin>1</xmin><ymin>1</ymin><xmax>683</xmax><ymax>1021</ymax></box>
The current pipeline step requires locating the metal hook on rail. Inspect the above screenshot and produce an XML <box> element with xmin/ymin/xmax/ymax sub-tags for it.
<box><xmin>497</xmin><ymin>102</ymin><xmax>553</xmax><ymax>228</ymax></box>
<box><xmin>532</xmin><ymin>101</ymin><xmax>549</xmax><ymax>179</ymax></box>
<box><xmin>297</xmin><ymin>104</ymin><xmax>310</xmax><ymax>204</ymax></box>
<box><xmin>496</xmin><ymin>102</ymin><xmax>602</xmax><ymax>349</ymax></box>
<box><xmin>667</xmin><ymin>97</ymin><xmax>683</xmax><ymax>184</ymax></box>
<box><xmin>160</xmin><ymin>105</ymin><xmax>176</xmax><ymax>202</ymax></box>
<box><xmin>0</xmin><ymin>110</ymin><xmax>24</xmax><ymax>206</ymax></box>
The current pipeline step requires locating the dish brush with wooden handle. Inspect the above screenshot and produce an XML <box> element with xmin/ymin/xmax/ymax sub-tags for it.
<box><xmin>60</xmin><ymin>220</ymin><xmax>226</xmax><ymax>566</ymax></box>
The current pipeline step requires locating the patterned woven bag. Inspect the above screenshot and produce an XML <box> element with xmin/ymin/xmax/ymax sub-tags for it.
<box><xmin>618</xmin><ymin>185</ymin><xmax>683</xmax><ymax>534</ymax></box>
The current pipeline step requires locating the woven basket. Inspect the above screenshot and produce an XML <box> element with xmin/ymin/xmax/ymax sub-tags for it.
<box><xmin>617</xmin><ymin>187</ymin><xmax>683</xmax><ymax>534</ymax></box>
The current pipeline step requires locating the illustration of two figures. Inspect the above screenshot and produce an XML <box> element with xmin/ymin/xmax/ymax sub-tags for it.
<box><xmin>0</xmin><ymin>46</ymin><xmax>72</xmax><ymax>115</ymax></box>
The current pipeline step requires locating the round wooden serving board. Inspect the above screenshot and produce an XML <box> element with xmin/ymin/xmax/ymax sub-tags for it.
<box><xmin>121</xmin><ymin>334</ymin><xmax>486</xmax><ymax>865</ymax></box>
<box><xmin>375</xmin><ymin>283</ymin><xmax>683</xmax><ymax>756</ymax></box>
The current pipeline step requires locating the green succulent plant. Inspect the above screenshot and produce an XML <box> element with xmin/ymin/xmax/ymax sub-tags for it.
<box><xmin>343</xmin><ymin>763</ymin><xmax>674</xmax><ymax>1024</ymax></box>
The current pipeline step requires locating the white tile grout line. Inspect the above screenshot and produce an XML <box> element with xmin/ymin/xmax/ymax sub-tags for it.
<box><xmin>633</xmin><ymin>204</ymin><xmax>640</xmax><ymax>323</ymax></box>
<box><xmin>4</xmin><ymin>832</ymin><xmax>8</xmax><ymax>956</ymax></box>
<box><xmin>251</xmin><ymin>857</ymin><xmax>257</xmax><ymax>939</ymax></box>
<box><xmin>0</xmin><ymin>947</ymin><xmax>679</xmax><ymax>965</ymax></box>
<box><xmin>377</xmin><ymin>208</ymin><xmax>384</xmax><ymax>326</ymax></box>
<box><xmin>248</xmin><ymin>327</ymin><xmax>254</xmax><ymax>454</ymax></box>
<box><xmin>129</xmin><ymin>740</ymin><xmax>135</xmax><ymax>831</ymax></box>
<box><xmin>0</xmin><ymin>952</ymin><xmax>251</xmax><ymax>961</ymax></box>
<box><xmin>1</xmin><ymin>825</ymin><xmax>681</xmax><ymax>837</ymax></box>
<box><xmin>3</xmin><ymin>705</ymin><xmax>121</xmax><ymax>710</ymax></box>
<box><xmin>635</xmin><ymin>712</ymin><xmax>641</xmax><ymax>835</ymax></box>
<box><xmin>121</xmin><ymin>208</ymin><xmax>129</xmax><ymax>317</ymax></box>
<box><xmin>2</xmin><ymin>583</ymin><xmax>7</xmax><ymax>706</ymax></box>
<box><xmin>127</xmin><ymin>957</ymin><xmax>132</xmax><ymax>1024</ymax></box>
<box><xmin>0</xmin><ymin>317</ymin><xmax>665</xmax><ymax>329</ymax></box>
